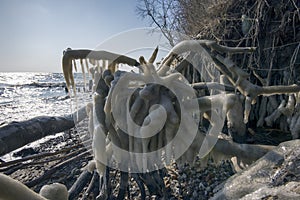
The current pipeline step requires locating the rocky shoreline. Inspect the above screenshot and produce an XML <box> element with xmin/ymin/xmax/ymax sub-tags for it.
<box><xmin>1</xmin><ymin>117</ymin><xmax>299</xmax><ymax>199</ymax></box>
<box><xmin>0</xmin><ymin>121</ymin><xmax>237</xmax><ymax>199</ymax></box>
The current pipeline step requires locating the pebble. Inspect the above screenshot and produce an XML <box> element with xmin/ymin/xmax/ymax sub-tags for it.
<box><xmin>199</xmin><ymin>182</ymin><xmax>205</xmax><ymax>189</ymax></box>
<box><xmin>192</xmin><ymin>191</ymin><xmax>198</xmax><ymax>198</ymax></box>
<box><xmin>5</xmin><ymin>122</ymin><xmax>235</xmax><ymax>200</ymax></box>
<box><xmin>181</xmin><ymin>173</ymin><xmax>187</xmax><ymax>180</ymax></box>
<box><xmin>163</xmin><ymin>158</ymin><xmax>235</xmax><ymax>199</ymax></box>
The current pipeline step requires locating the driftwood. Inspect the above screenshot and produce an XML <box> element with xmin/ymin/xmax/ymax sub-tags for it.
<box><xmin>0</xmin><ymin>146</ymin><xmax>89</xmax><ymax>175</ymax></box>
<box><xmin>68</xmin><ymin>170</ymin><xmax>93</xmax><ymax>200</ymax></box>
<box><xmin>25</xmin><ymin>150</ymin><xmax>92</xmax><ymax>188</ymax></box>
<box><xmin>0</xmin><ymin>106</ymin><xmax>87</xmax><ymax>157</ymax></box>
<box><xmin>0</xmin><ymin>173</ymin><xmax>48</xmax><ymax>200</ymax></box>
<box><xmin>212</xmin><ymin>135</ymin><xmax>275</xmax><ymax>164</ymax></box>
<box><xmin>62</xmin><ymin>49</ymin><xmax>140</xmax><ymax>93</ymax></box>
<box><xmin>0</xmin><ymin>173</ymin><xmax>68</xmax><ymax>200</ymax></box>
<box><xmin>82</xmin><ymin>171</ymin><xmax>100</xmax><ymax>200</ymax></box>
<box><xmin>0</xmin><ymin>143</ymin><xmax>83</xmax><ymax>168</ymax></box>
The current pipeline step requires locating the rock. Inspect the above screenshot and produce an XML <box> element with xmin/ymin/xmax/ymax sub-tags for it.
<box><xmin>211</xmin><ymin>139</ymin><xmax>300</xmax><ymax>200</ymax></box>
<box><xmin>206</xmin><ymin>186</ymin><xmax>211</xmax><ymax>192</ymax></box>
<box><xmin>199</xmin><ymin>182</ymin><xmax>205</xmax><ymax>190</ymax></box>
<box><xmin>181</xmin><ymin>173</ymin><xmax>187</xmax><ymax>180</ymax></box>
<box><xmin>39</xmin><ymin>183</ymin><xmax>68</xmax><ymax>200</ymax></box>
<box><xmin>192</xmin><ymin>190</ymin><xmax>198</xmax><ymax>198</ymax></box>
<box><xmin>240</xmin><ymin>182</ymin><xmax>300</xmax><ymax>200</ymax></box>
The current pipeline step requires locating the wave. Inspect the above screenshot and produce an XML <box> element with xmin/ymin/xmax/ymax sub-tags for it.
<box><xmin>23</xmin><ymin>82</ymin><xmax>67</xmax><ymax>88</ymax></box>
<box><xmin>0</xmin><ymin>82</ymin><xmax>67</xmax><ymax>88</ymax></box>
<box><xmin>0</xmin><ymin>72</ymin><xmax>92</xmax><ymax>125</ymax></box>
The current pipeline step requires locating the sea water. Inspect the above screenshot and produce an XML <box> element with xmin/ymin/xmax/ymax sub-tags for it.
<box><xmin>0</xmin><ymin>72</ymin><xmax>91</xmax><ymax>126</ymax></box>
<box><xmin>0</xmin><ymin>72</ymin><xmax>92</xmax><ymax>161</ymax></box>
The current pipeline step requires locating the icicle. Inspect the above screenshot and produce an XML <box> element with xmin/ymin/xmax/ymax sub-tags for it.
<box><xmin>85</xmin><ymin>59</ymin><xmax>89</xmax><ymax>75</ymax></box>
<box><xmin>140</xmin><ymin>104</ymin><xmax>166</xmax><ymax>170</ymax></box>
<box><xmin>86</xmin><ymin>102</ymin><xmax>94</xmax><ymax>138</ymax></box>
<box><xmin>92</xmin><ymin>94</ymin><xmax>107</xmax><ymax>176</ymax></box>
<box><xmin>290</xmin><ymin>114</ymin><xmax>300</xmax><ymax>139</ymax></box>
<box><xmin>72</xmin><ymin>59</ymin><xmax>78</xmax><ymax>72</ymax></box>
<box><xmin>89</xmin><ymin>58</ymin><xmax>96</xmax><ymax>66</ymax></box>
<box><xmin>244</xmin><ymin>96</ymin><xmax>252</xmax><ymax>124</ymax></box>
<box><xmin>105</xmin><ymin>60</ymin><xmax>109</xmax><ymax>70</ymax></box>
<box><xmin>96</xmin><ymin>60</ymin><xmax>101</xmax><ymax>73</ymax></box>
<box><xmin>80</xmin><ymin>59</ymin><xmax>87</xmax><ymax>91</ymax></box>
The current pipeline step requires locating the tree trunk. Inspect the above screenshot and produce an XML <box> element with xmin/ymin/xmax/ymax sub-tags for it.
<box><xmin>0</xmin><ymin>106</ymin><xmax>87</xmax><ymax>156</ymax></box>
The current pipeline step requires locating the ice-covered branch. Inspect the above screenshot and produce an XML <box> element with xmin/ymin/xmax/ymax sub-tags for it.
<box><xmin>62</xmin><ymin>49</ymin><xmax>139</xmax><ymax>94</ymax></box>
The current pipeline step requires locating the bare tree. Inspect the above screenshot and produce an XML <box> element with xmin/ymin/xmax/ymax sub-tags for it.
<box><xmin>136</xmin><ymin>0</ymin><xmax>184</xmax><ymax>46</ymax></box>
<box><xmin>138</xmin><ymin>0</ymin><xmax>300</xmax><ymax>138</ymax></box>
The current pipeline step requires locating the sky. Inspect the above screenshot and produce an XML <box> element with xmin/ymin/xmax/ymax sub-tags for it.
<box><xmin>0</xmin><ymin>0</ymin><xmax>169</xmax><ymax>72</ymax></box>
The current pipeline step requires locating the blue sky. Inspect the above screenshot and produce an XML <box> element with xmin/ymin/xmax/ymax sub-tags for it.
<box><xmin>0</xmin><ymin>0</ymin><xmax>168</xmax><ymax>72</ymax></box>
